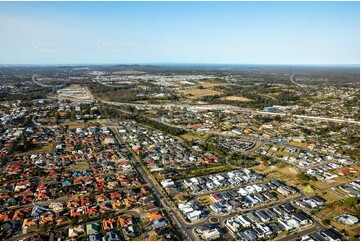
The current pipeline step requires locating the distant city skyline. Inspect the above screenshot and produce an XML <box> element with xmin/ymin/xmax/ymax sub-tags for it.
<box><xmin>0</xmin><ymin>1</ymin><xmax>359</xmax><ymax>65</ymax></box>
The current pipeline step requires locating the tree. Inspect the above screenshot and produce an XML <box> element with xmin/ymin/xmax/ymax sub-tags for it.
<box><xmin>54</xmin><ymin>112</ymin><xmax>60</xmax><ymax>120</ymax></box>
<box><xmin>345</xmin><ymin>197</ymin><xmax>358</xmax><ymax>207</ymax></box>
<box><xmin>335</xmin><ymin>200</ymin><xmax>344</xmax><ymax>206</ymax></box>
<box><xmin>296</xmin><ymin>173</ymin><xmax>309</xmax><ymax>181</ymax></box>
<box><xmin>69</xmin><ymin>218</ymin><xmax>77</xmax><ymax>226</ymax></box>
<box><xmin>322</xmin><ymin>219</ymin><xmax>331</xmax><ymax>226</ymax></box>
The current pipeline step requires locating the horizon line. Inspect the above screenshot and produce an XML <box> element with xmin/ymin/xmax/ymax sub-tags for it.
<box><xmin>0</xmin><ymin>63</ymin><xmax>359</xmax><ymax>67</ymax></box>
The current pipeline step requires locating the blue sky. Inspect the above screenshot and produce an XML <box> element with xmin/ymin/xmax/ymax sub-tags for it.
<box><xmin>0</xmin><ymin>1</ymin><xmax>359</xmax><ymax>65</ymax></box>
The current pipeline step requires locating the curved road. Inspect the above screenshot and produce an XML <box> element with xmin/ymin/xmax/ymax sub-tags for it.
<box><xmin>32</xmin><ymin>74</ymin><xmax>67</xmax><ymax>88</ymax></box>
<box><xmin>290</xmin><ymin>73</ymin><xmax>303</xmax><ymax>87</ymax></box>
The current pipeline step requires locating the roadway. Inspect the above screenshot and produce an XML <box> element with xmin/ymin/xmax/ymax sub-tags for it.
<box><xmin>103</xmin><ymin>100</ymin><xmax>360</xmax><ymax>125</ymax></box>
<box><xmin>107</xmin><ymin>118</ymin><xmax>347</xmax><ymax>241</ymax></box>
<box><xmin>107</xmin><ymin>118</ymin><xmax>332</xmax><ymax>241</ymax></box>
<box><xmin>290</xmin><ymin>73</ymin><xmax>304</xmax><ymax>87</ymax></box>
<box><xmin>109</xmin><ymin>122</ymin><xmax>196</xmax><ymax>241</ymax></box>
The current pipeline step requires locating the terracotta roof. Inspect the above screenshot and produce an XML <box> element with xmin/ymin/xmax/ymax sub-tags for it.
<box><xmin>147</xmin><ymin>212</ymin><xmax>163</xmax><ymax>221</ymax></box>
<box><xmin>118</xmin><ymin>215</ymin><xmax>133</xmax><ymax>227</ymax></box>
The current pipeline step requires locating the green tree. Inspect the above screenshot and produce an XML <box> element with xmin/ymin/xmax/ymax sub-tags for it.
<box><xmin>296</xmin><ymin>173</ymin><xmax>310</xmax><ymax>181</ymax></box>
<box><xmin>322</xmin><ymin>219</ymin><xmax>331</xmax><ymax>226</ymax></box>
<box><xmin>345</xmin><ymin>197</ymin><xmax>358</xmax><ymax>207</ymax></box>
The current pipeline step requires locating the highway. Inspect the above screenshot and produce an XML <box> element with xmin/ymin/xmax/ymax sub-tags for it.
<box><xmin>31</xmin><ymin>74</ymin><xmax>66</xmax><ymax>88</ymax></box>
<box><xmin>290</xmin><ymin>73</ymin><xmax>304</xmax><ymax>87</ymax></box>
<box><xmin>103</xmin><ymin>100</ymin><xmax>360</xmax><ymax>125</ymax></box>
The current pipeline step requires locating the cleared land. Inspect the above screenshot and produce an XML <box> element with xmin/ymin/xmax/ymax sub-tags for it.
<box><xmin>57</xmin><ymin>84</ymin><xmax>94</xmax><ymax>101</ymax></box>
<box><xmin>220</xmin><ymin>96</ymin><xmax>253</xmax><ymax>102</ymax></box>
<box><xmin>180</xmin><ymin>132</ymin><xmax>209</xmax><ymax>141</ymax></box>
<box><xmin>112</xmin><ymin>71</ymin><xmax>146</xmax><ymax>74</ymax></box>
<box><xmin>199</xmin><ymin>81</ymin><xmax>227</xmax><ymax>88</ymax></box>
<box><xmin>316</xmin><ymin>203</ymin><xmax>360</xmax><ymax>238</ymax></box>
<box><xmin>177</xmin><ymin>164</ymin><xmax>234</xmax><ymax>179</ymax></box>
<box><xmin>198</xmin><ymin>196</ymin><xmax>213</xmax><ymax>206</ymax></box>
<box><xmin>178</xmin><ymin>88</ymin><xmax>222</xmax><ymax>99</ymax></box>
<box><xmin>16</xmin><ymin>143</ymin><xmax>54</xmax><ymax>156</ymax></box>
<box><xmin>62</xmin><ymin>121</ymin><xmax>88</xmax><ymax>129</ymax></box>
<box><xmin>66</xmin><ymin>161</ymin><xmax>90</xmax><ymax>171</ymax></box>
<box><xmin>289</xmin><ymin>141</ymin><xmax>309</xmax><ymax>148</ymax></box>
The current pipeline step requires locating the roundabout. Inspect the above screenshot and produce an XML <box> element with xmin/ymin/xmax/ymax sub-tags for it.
<box><xmin>209</xmin><ymin>217</ymin><xmax>219</xmax><ymax>223</ymax></box>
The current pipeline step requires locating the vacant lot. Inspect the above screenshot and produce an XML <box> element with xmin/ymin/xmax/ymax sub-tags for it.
<box><xmin>180</xmin><ymin>132</ymin><xmax>208</xmax><ymax>141</ymax></box>
<box><xmin>199</xmin><ymin>81</ymin><xmax>227</xmax><ymax>88</ymax></box>
<box><xmin>316</xmin><ymin>203</ymin><xmax>360</xmax><ymax>238</ymax></box>
<box><xmin>16</xmin><ymin>143</ymin><xmax>54</xmax><ymax>156</ymax></box>
<box><xmin>66</xmin><ymin>161</ymin><xmax>90</xmax><ymax>171</ymax></box>
<box><xmin>289</xmin><ymin>141</ymin><xmax>309</xmax><ymax>148</ymax></box>
<box><xmin>254</xmin><ymin>164</ymin><xmax>313</xmax><ymax>190</ymax></box>
<box><xmin>198</xmin><ymin>196</ymin><xmax>213</xmax><ymax>206</ymax></box>
<box><xmin>220</xmin><ymin>96</ymin><xmax>253</xmax><ymax>102</ymax></box>
<box><xmin>58</xmin><ymin>85</ymin><xmax>94</xmax><ymax>101</ymax></box>
<box><xmin>178</xmin><ymin>88</ymin><xmax>222</xmax><ymax>99</ymax></box>
<box><xmin>177</xmin><ymin>164</ymin><xmax>234</xmax><ymax>179</ymax></box>
<box><xmin>63</xmin><ymin>121</ymin><xmax>88</xmax><ymax>129</ymax></box>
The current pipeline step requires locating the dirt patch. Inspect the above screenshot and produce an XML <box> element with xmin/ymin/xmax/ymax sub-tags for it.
<box><xmin>198</xmin><ymin>196</ymin><xmax>213</xmax><ymax>206</ymax></box>
<box><xmin>57</xmin><ymin>85</ymin><xmax>94</xmax><ymax>101</ymax></box>
<box><xmin>145</xmin><ymin>109</ymin><xmax>159</xmax><ymax>115</ymax></box>
<box><xmin>135</xmin><ymin>100</ymin><xmax>149</xmax><ymax>104</ymax></box>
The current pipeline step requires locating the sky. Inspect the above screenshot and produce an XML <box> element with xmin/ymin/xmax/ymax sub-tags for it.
<box><xmin>0</xmin><ymin>1</ymin><xmax>359</xmax><ymax>65</ymax></box>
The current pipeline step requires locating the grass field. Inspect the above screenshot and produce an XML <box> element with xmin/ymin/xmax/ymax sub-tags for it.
<box><xmin>179</xmin><ymin>132</ymin><xmax>208</xmax><ymax>141</ymax></box>
<box><xmin>289</xmin><ymin>141</ymin><xmax>309</xmax><ymax>148</ymax></box>
<box><xmin>314</xmin><ymin>177</ymin><xmax>351</xmax><ymax>189</ymax></box>
<box><xmin>178</xmin><ymin>88</ymin><xmax>222</xmax><ymax>99</ymax></box>
<box><xmin>268</xmin><ymin>146</ymin><xmax>300</xmax><ymax>157</ymax></box>
<box><xmin>316</xmin><ymin>203</ymin><xmax>360</xmax><ymax>238</ymax></box>
<box><xmin>254</xmin><ymin>164</ymin><xmax>308</xmax><ymax>190</ymax></box>
<box><xmin>316</xmin><ymin>190</ymin><xmax>345</xmax><ymax>203</ymax></box>
<box><xmin>254</xmin><ymin>162</ymin><xmax>356</xmax><ymax>202</ymax></box>
<box><xmin>16</xmin><ymin>143</ymin><xmax>54</xmax><ymax>156</ymax></box>
<box><xmin>62</xmin><ymin>121</ymin><xmax>88</xmax><ymax>129</ymax></box>
<box><xmin>178</xmin><ymin>164</ymin><xmax>234</xmax><ymax>179</ymax></box>
<box><xmin>246</xmin><ymin>142</ymin><xmax>262</xmax><ymax>153</ymax></box>
<box><xmin>220</xmin><ymin>96</ymin><xmax>253</xmax><ymax>102</ymax></box>
<box><xmin>66</xmin><ymin>161</ymin><xmax>90</xmax><ymax>171</ymax></box>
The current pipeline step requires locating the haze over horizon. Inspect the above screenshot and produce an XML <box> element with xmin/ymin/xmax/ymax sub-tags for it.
<box><xmin>0</xmin><ymin>1</ymin><xmax>359</xmax><ymax>65</ymax></box>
